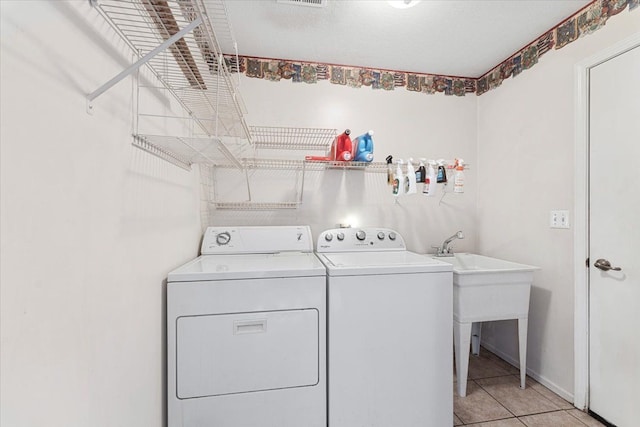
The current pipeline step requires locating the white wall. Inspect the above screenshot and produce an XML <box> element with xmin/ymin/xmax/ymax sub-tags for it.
<box><xmin>476</xmin><ymin>10</ymin><xmax>640</xmax><ymax>400</ymax></box>
<box><xmin>209</xmin><ymin>75</ymin><xmax>479</xmax><ymax>254</ymax></box>
<box><xmin>0</xmin><ymin>2</ymin><xmax>202</xmax><ymax>426</ymax></box>
<box><xmin>2</xmin><ymin>1</ymin><xmax>636</xmax><ymax>424</ymax></box>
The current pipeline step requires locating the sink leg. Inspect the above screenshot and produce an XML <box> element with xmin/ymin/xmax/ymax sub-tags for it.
<box><xmin>454</xmin><ymin>321</ymin><xmax>472</xmax><ymax>397</ymax></box>
<box><xmin>518</xmin><ymin>317</ymin><xmax>528</xmax><ymax>389</ymax></box>
<box><xmin>471</xmin><ymin>322</ymin><xmax>482</xmax><ymax>356</ymax></box>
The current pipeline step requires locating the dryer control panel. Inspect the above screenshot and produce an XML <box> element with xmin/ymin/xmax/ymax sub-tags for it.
<box><xmin>316</xmin><ymin>228</ymin><xmax>406</xmax><ymax>252</ymax></box>
<box><xmin>201</xmin><ymin>226</ymin><xmax>314</xmax><ymax>255</ymax></box>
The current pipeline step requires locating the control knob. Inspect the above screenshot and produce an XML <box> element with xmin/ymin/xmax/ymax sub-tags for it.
<box><xmin>388</xmin><ymin>232</ymin><xmax>397</xmax><ymax>241</ymax></box>
<box><xmin>216</xmin><ymin>232</ymin><xmax>231</xmax><ymax>245</ymax></box>
<box><xmin>325</xmin><ymin>233</ymin><xmax>334</xmax><ymax>242</ymax></box>
<box><xmin>377</xmin><ymin>232</ymin><xmax>385</xmax><ymax>240</ymax></box>
<box><xmin>356</xmin><ymin>230</ymin><xmax>366</xmax><ymax>241</ymax></box>
<box><xmin>337</xmin><ymin>232</ymin><xmax>345</xmax><ymax>241</ymax></box>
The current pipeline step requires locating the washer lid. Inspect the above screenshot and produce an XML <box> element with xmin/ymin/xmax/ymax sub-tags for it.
<box><xmin>318</xmin><ymin>251</ymin><xmax>453</xmax><ymax>276</ymax></box>
<box><xmin>168</xmin><ymin>252</ymin><xmax>326</xmax><ymax>282</ymax></box>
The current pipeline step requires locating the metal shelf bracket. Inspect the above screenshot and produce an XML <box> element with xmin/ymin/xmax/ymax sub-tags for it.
<box><xmin>86</xmin><ymin>16</ymin><xmax>202</xmax><ymax>114</ymax></box>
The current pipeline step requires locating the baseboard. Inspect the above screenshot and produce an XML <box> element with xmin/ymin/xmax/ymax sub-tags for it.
<box><xmin>480</xmin><ymin>342</ymin><xmax>575</xmax><ymax>404</ymax></box>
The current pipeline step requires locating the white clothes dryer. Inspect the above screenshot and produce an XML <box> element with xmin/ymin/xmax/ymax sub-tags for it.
<box><xmin>167</xmin><ymin>226</ymin><xmax>326</xmax><ymax>427</ymax></box>
<box><xmin>316</xmin><ymin>227</ymin><xmax>453</xmax><ymax>427</ymax></box>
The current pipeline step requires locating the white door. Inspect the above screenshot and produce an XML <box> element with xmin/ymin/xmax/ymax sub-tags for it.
<box><xmin>589</xmin><ymin>44</ymin><xmax>640</xmax><ymax>426</ymax></box>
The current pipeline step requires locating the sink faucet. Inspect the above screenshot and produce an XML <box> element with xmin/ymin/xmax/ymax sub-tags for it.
<box><xmin>434</xmin><ymin>230</ymin><xmax>464</xmax><ymax>257</ymax></box>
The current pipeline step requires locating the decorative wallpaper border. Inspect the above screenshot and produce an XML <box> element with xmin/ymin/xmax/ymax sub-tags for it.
<box><xmin>477</xmin><ymin>0</ymin><xmax>638</xmax><ymax>94</ymax></box>
<box><xmin>224</xmin><ymin>0</ymin><xmax>637</xmax><ymax>97</ymax></box>
<box><xmin>223</xmin><ymin>55</ymin><xmax>476</xmax><ymax>96</ymax></box>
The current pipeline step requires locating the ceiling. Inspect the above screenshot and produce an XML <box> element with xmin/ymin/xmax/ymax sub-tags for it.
<box><xmin>223</xmin><ymin>0</ymin><xmax>592</xmax><ymax>78</ymax></box>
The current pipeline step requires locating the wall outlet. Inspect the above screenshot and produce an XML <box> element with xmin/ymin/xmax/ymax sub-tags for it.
<box><xmin>550</xmin><ymin>210</ymin><xmax>570</xmax><ymax>229</ymax></box>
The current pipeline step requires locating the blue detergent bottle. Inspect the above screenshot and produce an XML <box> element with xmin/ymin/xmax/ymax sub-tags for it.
<box><xmin>352</xmin><ymin>130</ymin><xmax>374</xmax><ymax>162</ymax></box>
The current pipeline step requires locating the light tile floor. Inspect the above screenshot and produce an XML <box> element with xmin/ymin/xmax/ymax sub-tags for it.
<box><xmin>454</xmin><ymin>348</ymin><xmax>606</xmax><ymax>426</ymax></box>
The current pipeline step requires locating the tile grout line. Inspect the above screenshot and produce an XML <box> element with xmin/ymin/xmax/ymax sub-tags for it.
<box><xmin>455</xmin><ymin>379</ymin><xmax>516</xmax><ymax>425</ymax></box>
<box><xmin>471</xmin><ymin>378</ymin><xmax>518</xmax><ymax>423</ymax></box>
<box><xmin>516</xmin><ymin>411</ymin><xmax>589</xmax><ymax>427</ymax></box>
<box><xmin>478</xmin><ymin>374</ymin><xmax>564</xmax><ymax>416</ymax></box>
<box><xmin>455</xmin><ymin>355</ymin><xmax>518</xmax><ymax>425</ymax></box>
<box><xmin>456</xmin><ymin>349</ymin><xmax>598</xmax><ymax>426</ymax></box>
<box><xmin>459</xmin><ymin>415</ymin><xmax>520</xmax><ymax>426</ymax></box>
<box><xmin>567</xmin><ymin>410</ymin><xmax>599</xmax><ymax>427</ymax></box>
<box><xmin>458</xmin><ymin>408</ymin><xmax>590</xmax><ymax>426</ymax></box>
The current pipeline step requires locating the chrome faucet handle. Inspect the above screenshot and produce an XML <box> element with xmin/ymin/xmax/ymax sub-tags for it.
<box><xmin>432</xmin><ymin>245</ymin><xmax>450</xmax><ymax>256</ymax></box>
<box><xmin>437</xmin><ymin>230</ymin><xmax>464</xmax><ymax>256</ymax></box>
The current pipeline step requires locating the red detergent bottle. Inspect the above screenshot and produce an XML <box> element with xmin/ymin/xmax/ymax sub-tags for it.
<box><xmin>331</xmin><ymin>129</ymin><xmax>352</xmax><ymax>161</ymax></box>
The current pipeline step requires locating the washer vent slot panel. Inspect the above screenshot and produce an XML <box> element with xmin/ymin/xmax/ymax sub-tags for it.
<box><xmin>276</xmin><ymin>0</ymin><xmax>327</xmax><ymax>8</ymax></box>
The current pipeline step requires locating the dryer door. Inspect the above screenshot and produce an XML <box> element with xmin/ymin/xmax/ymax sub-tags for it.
<box><xmin>176</xmin><ymin>309</ymin><xmax>319</xmax><ymax>399</ymax></box>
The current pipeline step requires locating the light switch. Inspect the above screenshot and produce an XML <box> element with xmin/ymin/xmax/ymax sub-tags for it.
<box><xmin>550</xmin><ymin>210</ymin><xmax>570</xmax><ymax>229</ymax></box>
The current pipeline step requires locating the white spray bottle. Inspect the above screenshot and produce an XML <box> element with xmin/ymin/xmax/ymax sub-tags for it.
<box><xmin>422</xmin><ymin>160</ymin><xmax>437</xmax><ymax>197</ymax></box>
<box><xmin>407</xmin><ymin>158</ymin><xmax>417</xmax><ymax>194</ymax></box>
<box><xmin>416</xmin><ymin>158</ymin><xmax>426</xmax><ymax>193</ymax></box>
<box><xmin>436</xmin><ymin>159</ymin><xmax>447</xmax><ymax>183</ymax></box>
<box><xmin>454</xmin><ymin>158</ymin><xmax>465</xmax><ymax>193</ymax></box>
<box><xmin>393</xmin><ymin>160</ymin><xmax>404</xmax><ymax>197</ymax></box>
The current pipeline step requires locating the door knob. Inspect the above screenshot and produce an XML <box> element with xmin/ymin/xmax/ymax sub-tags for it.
<box><xmin>594</xmin><ymin>258</ymin><xmax>622</xmax><ymax>272</ymax></box>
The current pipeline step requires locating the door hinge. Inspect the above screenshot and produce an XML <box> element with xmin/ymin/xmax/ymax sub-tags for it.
<box><xmin>586</xmin><ymin>257</ymin><xmax>590</xmax><ymax>267</ymax></box>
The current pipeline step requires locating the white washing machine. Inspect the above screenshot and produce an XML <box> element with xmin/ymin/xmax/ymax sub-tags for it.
<box><xmin>316</xmin><ymin>227</ymin><xmax>453</xmax><ymax>427</ymax></box>
<box><xmin>167</xmin><ymin>226</ymin><xmax>326</xmax><ymax>427</ymax></box>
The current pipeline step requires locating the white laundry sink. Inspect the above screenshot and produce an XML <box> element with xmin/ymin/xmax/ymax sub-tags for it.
<box><xmin>430</xmin><ymin>253</ymin><xmax>539</xmax><ymax>397</ymax></box>
<box><xmin>439</xmin><ymin>252</ymin><xmax>537</xmax><ymax>280</ymax></box>
<box><xmin>438</xmin><ymin>253</ymin><xmax>538</xmax><ymax>321</ymax></box>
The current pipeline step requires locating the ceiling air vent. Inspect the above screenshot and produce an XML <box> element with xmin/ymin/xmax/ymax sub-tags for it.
<box><xmin>277</xmin><ymin>0</ymin><xmax>327</xmax><ymax>8</ymax></box>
